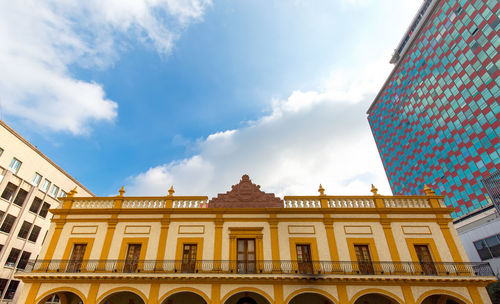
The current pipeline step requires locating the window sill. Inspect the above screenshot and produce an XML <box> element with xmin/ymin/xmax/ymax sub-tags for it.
<box><xmin>0</xmin><ymin>197</ymin><xmax>11</xmax><ymax>204</ymax></box>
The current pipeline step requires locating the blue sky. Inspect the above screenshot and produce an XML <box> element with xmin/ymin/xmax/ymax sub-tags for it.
<box><xmin>0</xmin><ymin>0</ymin><xmax>422</xmax><ymax>197</ymax></box>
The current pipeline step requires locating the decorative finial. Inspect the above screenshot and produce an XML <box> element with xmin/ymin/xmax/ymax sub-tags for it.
<box><xmin>68</xmin><ymin>187</ymin><xmax>78</xmax><ymax>197</ymax></box>
<box><xmin>118</xmin><ymin>186</ymin><xmax>125</xmax><ymax>197</ymax></box>
<box><xmin>371</xmin><ymin>184</ymin><xmax>379</xmax><ymax>196</ymax></box>
<box><xmin>318</xmin><ymin>184</ymin><xmax>325</xmax><ymax>196</ymax></box>
<box><xmin>424</xmin><ymin>184</ymin><xmax>435</xmax><ymax>196</ymax></box>
<box><xmin>168</xmin><ymin>186</ymin><xmax>175</xmax><ymax>196</ymax></box>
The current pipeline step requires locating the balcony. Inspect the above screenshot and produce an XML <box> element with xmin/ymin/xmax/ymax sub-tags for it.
<box><xmin>18</xmin><ymin>259</ymin><xmax>494</xmax><ymax>277</ymax></box>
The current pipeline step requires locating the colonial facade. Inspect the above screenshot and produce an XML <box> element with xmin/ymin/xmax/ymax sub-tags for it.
<box><xmin>16</xmin><ymin>175</ymin><xmax>495</xmax><ymax>304</ymax></box>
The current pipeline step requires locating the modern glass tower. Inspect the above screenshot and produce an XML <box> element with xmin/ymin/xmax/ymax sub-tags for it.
<box><xmin>367</xmin><ymin>0</ymin><xmax>499</xmax><ymax>218</ymax></box>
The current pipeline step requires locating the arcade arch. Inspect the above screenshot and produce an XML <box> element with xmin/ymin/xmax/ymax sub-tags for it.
<box><xmin>37</xmin><ymin>291</ymin><xmax>84</xmax><ymax>304</ymax></box>
<box><xmin>99</xmin><ymin>291</ymin><xmax>146</xmax><ymax>304</ymax></box>
<box><xmin>223</xmin><ymin>291</ymin><xmax>272</xmax><ymax>304</ymax></box>
<box><xmin>161</xmin><ymin>291</ymin><xmax>207</xmax><ymax>304</ymax></box>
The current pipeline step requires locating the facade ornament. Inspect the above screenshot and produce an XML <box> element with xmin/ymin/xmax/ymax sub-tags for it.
<box><xmin>168</xmin><ymin>186</ymin><xmax>175</xmax><ymax>196</ymax></box>
<box><xmin>424</xmin><ymin>184</ymin><xmax>435</xmax><ymax>196</ymax></box>
<box><xmin>318</xmin><ymin>184</ymin><xmax>325</xmax><ymax>196</ymax></box>
<box><xmin>371</xmin><ymin>184</ymin><xmax>379</xmax><ymax>196</ymax></box>
<box><xmin>67</xmin><ymin>187</ymin><xmax>78</xmax><ymax>197</ymax></box>
<box><xmin>208</xmin><ymin>174</ymin><xmax>283</xmax><ymax>208</ymax></box>
<box><xmin>118</xmin><ymin>186</ymin><xmax>125</xmax><ymax>197</ymax></box>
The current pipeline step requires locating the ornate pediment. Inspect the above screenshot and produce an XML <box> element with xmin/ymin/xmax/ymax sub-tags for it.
<box><xmin>208</xmin><ymin>175</ymin><xmax>283</xmax><ymax>208</ymax></box>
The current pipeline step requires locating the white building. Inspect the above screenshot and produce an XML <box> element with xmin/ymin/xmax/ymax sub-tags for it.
<box><xmin>455</xmin><ymin>205</ymin><xmax>500</xmax><ymax>277</ymax></box>
<box><xmin>0</xmin><ymin>120</ymin><xmax>93</xmax><ymax>303</ymax></box>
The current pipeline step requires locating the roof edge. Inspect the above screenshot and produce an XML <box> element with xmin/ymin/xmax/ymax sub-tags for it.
<box><xmin>366</xmin><ymin>0</ymin><xmax>442</xmax><ymax>115</ymax></box>
<box><xmin>0</xmin><ymin>120</ymin><xmax>95</xmax><ymax>196</ymax></box>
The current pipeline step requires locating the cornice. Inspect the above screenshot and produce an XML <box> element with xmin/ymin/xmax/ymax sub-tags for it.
<box><xmin>15</xmin><ymin>273</ymin><xmax>496</xmax><ymax>286</ymax></box>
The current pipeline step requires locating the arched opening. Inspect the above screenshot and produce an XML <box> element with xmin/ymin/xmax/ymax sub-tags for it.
<box><xmin>353</xmin><ymin>293</ymin><xmax>399</xmax><ymax>304</ymax></box>
<box><xmin>38</xmin><ymin>292</ymin><xmax>84</xmax><ymax>304</ymax></box>
<box><xmin>420</xmin><ymin>295</ymin><xmax>466</xmax><ymax>304</ymax></box>
<box><xmin>224</xmin><ymin>292</ymin><xmax>271</xmax><ymax>304</ymax></box>
<box><xmin>288</xmin><ymin>292</ymin><xmax>334</xmax><ymax>304</ymax></box>
<box><xmin>99</xmin><ymin>291</ymin><xmax>145</xmax><ymax>304</ymax></box>
<box><xmin>162</xmin><ymin>291</ymin><xmax>207</xmax><ymax>304</ymax></box>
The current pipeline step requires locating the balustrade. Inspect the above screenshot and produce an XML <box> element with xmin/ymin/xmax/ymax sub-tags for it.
<box><xmin>68</xmin><ymin>196</ymin><xmax>438</xmax><ymax>210</ymax></box>
<box><xmin>73</xmin><ymin>199</ymin><xmax>114</xmax><ymax>209</ymax></box>
<box><xmin>122</xmin><ymin>199</ymin><xmax>165</xmax><ymax>208</ymax></box>
<box><xmin>383</xmin><ymin>198</ymin><xmax>430</xmax><ymax>208</ymax></box>
<box><xmin>19</xmin><ymin>259</ymin><xmax>494</xmax><ymax>277</ymax></box>
<box><xmin>172</xmin><ymin>200</ymin><xmax>208</xmax><ymax>208</ymax></box>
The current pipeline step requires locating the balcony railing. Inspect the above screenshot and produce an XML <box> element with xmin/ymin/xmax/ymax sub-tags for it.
<box><xmin>18</xmin><ymin>260</ymin><xmax>494</xmax><ymax>277</ymax></box>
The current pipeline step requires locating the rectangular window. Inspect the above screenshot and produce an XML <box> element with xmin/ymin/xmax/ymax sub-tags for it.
<box><xmin>31</xmin><ymin>173</ymin><xmax>42</xmax><ymax>186</ymax></box>
<box><xmin>17</xmin><ymin>221</ymin><xmax>32</xmax><ymax>239</ymax></box>
<box><xmin>475</xmin><ymin>235</ymin><xmax>500</xmax><ymax>260</ymax></box>
<box><xmin>414</xmin><ymin>245</ymin><xmax>437</xmax><ymax>275</ymax></box>
<box><xmin>124</xmin><ymin>244</ymin><xmax>142</xmax><ymax>273</ymax></box>
<box><xmin>39</xmin><ymin>202</ymin><xmax>51</xmax><ymax>218</ymax></box>
<box><xmin>0</xmin><ymin>147</ymin><xmax>3</xmax><ymax>156</ymax></box>
<box><xmin>67</xmin><ymin>244</ymin><xmax>87</xmax><ymax>272</ymax></box>
<box><xmin>0</xmin><ymin>214</ymin><xmax>16</xmax><ymax>233</ymax></box>
<box><xmin>1</xmin><ymin>182</ymin><xmax>18</xmax><ymax>201</ymax></box>
<box><xmin>296</xmin><ymin>244</ymin><xmax>313</xmax><ymax>274</ymax></box>
<box><xmin>181</xmin><ymin>244</ymin><xmax>197</xmax><ymax>273</ymax></box>
<box><xmin>28</xmin><ymin>225</ymin><xmax>41</xmax><ymax>243</ymax></box>
<box><xmin>49</xmin><ymin>185</ymin><xmax>59</xmax><ymax>198</ymax></box>
<box><xmin>354</xmin><ymin>244</ymin><xmax>374</xmax><ymax>275</ymax></box>
<box><xmin>8</xmin><ymin>158</ymin><xmax>21</xmax><ymax>174</ymax></box>
<box><xmin>40</xmin><ymin>179</ymin><xmax>51</xmax><ymax>192</ymax></box>
<box><xmin>4</xmin><ymin>280</ymin><xmax>19</xmax><ymax>300</ymax></box>
<box><xmin>29</xmin><ymin>197</ymin><xmax>43</xmax><ymax>213</ymax></box>
<box><xmin>5</xmin><ymin>248</ymin><xmax>21</xmax><ymax>267</ymax></box>
<box><xmin>13</xmin><ymin>189</ymin><xmax>28</xmax><ymax>207</ymax></box>
<box><xmin>485</xmin><ymin>236</ymin><xmax>500</xmax><ymax>258</ymax></box>
<box><xmin>0</xmin><ymin>279</ymin><xmax>6</xmax><ymax>299</ymax></box>
<box><xmin>237</xmin><ymin>238</ymin><xmax>256</xmax><ymax>274</ymax></box>
<box><xmin>17</xmin><ymin>251</ymin><xmax>31</xmax><ymax>269</ymax></box>
<box><xmin>59</xmin><ymin>190</ymin><xmax>67</xmax><ymax>198</ymax></box>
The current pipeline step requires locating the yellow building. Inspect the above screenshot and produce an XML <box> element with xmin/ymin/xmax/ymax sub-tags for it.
<box><xmin>16</xmin><ymin>175</ymin><xmax>496</xmax><ymax>304</ymax></box>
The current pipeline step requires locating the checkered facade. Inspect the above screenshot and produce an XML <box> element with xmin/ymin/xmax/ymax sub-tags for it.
<box><xmin>368</xmin><ymin>0</ymin><xmax>500</xmax><ymax>218</ymax></box>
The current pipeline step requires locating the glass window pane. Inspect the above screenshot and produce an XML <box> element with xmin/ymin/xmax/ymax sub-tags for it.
<box><xmin>486</xmin><ymin>236</ymin><xmax>500</xmax><ymax>257</ymax></box>
<box><xmin>474</xmin><ymin>240</ymin><xmax>493</xmax><ymax>260</ymax></box>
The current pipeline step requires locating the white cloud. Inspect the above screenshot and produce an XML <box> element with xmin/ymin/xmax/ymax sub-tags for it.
<box><xmin>126</xmin><ymin>58</ymin><xmax>394</xmax><ymax>198</ymax></box>
<box><xmin>0</xmin><ymin>0</ymin><xmax>211</xmax><ymax>134</ymax></box>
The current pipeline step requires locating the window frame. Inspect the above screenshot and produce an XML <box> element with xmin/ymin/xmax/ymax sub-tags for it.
<box><xmin>31</xmin><ymin>173</ymin><xmax>42</xmax><ymax>187</ymax></box>
<box><xmin>8</xmin><ymin>158</ymin><xmax>22</xmax><ymax>174</ymax></box>
<box><xmin>17</xmin><ymin>221</ymin><xmax>32</xmax><ymax>240</ymax></box>
<box><xmin>40</xmin><ymin>179</ymin><xmax>51</xmax><ymax>193</ymax></box>
<box><xmin>3</xmin><ymin>280</ymin><xmax>20</xmax><ymax>300</ymax></box>
<box><xmin>17</xmin><ymin>251</ymin><xmax>31</xmax><ymax>270</ymax></box>
<box><xmin>28</xmin><ymin>225</ymin><xmax>42</xmax><ymax>243</ymax></box>
<box><xmin>29</xmin><ymin>197</ymin><xmax>43</xmax><ymax>214</ymax></box>
<box><xmin>49</xmin><ymin>185</ymin><xmax>59</xmax><ymax>198</ymax></box>
<box><xmin>12</xmin><ymin>188</ymin><xmax>28</xmax><ymax>207</ymax></box>
<box><xmin>5</xmin><ymin>248</ymin><xmax>21</xmax><ymax>268</ymax></box>
<box><xmin>1</xmin><ymin>182</ymin><xmax>19</xmax><ymax>201</ymax></box>
<box><xmin>39</xmin><ymin>202</ymin><xmax>51</xmax><ymax>218</ymax></box>
<box><xmin>0</xmin><ymin>214</ymin><xmax>17</xmax><ymax>234</ymax></box>
<box><xmin>474</xmin><ymin>234</ymin><xmax>500</xmax><ymax>261</ymax></box>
